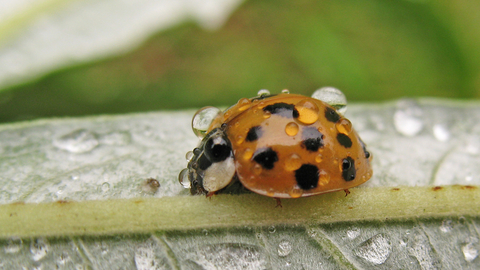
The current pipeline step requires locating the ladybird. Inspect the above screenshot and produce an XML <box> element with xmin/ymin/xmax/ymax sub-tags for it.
<box><xmin>179</xmin><ymin>88</ymin><xmax>373</xmax><ymax>198</ymax></box>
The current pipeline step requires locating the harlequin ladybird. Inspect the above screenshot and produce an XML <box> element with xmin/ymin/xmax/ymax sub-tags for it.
<box><xmin>179</xmin><ymin>88</ymin><xmax>373</xmax><ymax>198</ymax></box>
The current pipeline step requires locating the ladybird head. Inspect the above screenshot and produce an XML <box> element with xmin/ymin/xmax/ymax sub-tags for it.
<box><xmin>181</xmin><ymin>127</ymin><xmax>235</xmax><ymax>195</ymax></box>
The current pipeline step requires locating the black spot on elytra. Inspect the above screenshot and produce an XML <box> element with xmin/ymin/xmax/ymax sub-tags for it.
<box><xmin>342</xmin><ymin>157</ymin><xmax>356</xmax><ymax>181</ymax></box>
<box><xmin>263</xmin><ymin>103</ymin><xmax>299</xmax><ymax>118</ymax></box>
<box><xmin>325</xmin><ymin>107</ymin><xmax>340</xmax><ymax>123</ymax></box>
<box><xmin>204</xmin><ymin>137</ymin><xmax>232</xmax><ymax>163</ymax></box>
<box><xmin>295</xmin><ymin>164</ymin><xmax>319</xmax><ymax>190</ymax></box>
<box><xmin>301</xmin><ymin>127</ymin><xmax>324</xmax><ymax>152</ymax></box>
<box><xmin>253</xmin><ymin>148</ymin><xmax>278</xmax><ymax>169</ymax></box>
<box><xmin>246</xmin><ymin>126</ymin><xmax>262</xmax><ymax>142</ymax></box>
<box><xmin>337</xmin><ymin>133</ymin><xmax>352</xmax><ymax>148</ymax></box>
<box><xmin>359</xmin><ymin>139</ymin><xmax>371</xmax><ymax>159</ymax></box>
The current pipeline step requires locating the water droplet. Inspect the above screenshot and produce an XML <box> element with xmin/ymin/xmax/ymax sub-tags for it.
<box><xmin>289</xmin><ymin>187</ymin><xmax>303</xmax><ymax>198</ymax></box>
<box><xmin>315</xmin><ymin>154</ymin><xmax>323</xmax><ymax>163</ymax></box>
<box><xmin>336</xmin><ymin>119</ymin><xmax>352</xmax><ymax>135</ymax></box>
<box><xmin>277</xmin><ymin>240</ymin><xmax>292</xmax><ymax>257</ymax></box>
<box><xmin>4</xmin><ymin>237</ymin><xmax>22</xmax><ymax>253</ymax></box>
<box><xmin>192</xmin><ymin>106</ymin><xmax>222</xmax><ymax>138</ymax></box>
<box><xmin>263</xmin><ymin>111</ymin><xmax>272</xmax><ymax>119</ymax></box>
<box><xmin>202</xmin><ymin>229</ymin><xmax>209</xmax><ymax>236</ymax></box>
<box><xmin>354</xmin><ymin>234</ymin><xmax>392</xmax><ymax>265</ymax></box>
<box><xmin>439</xmin><ymin>219</ymin><xmax>453</xmax><ymax>233</ymax></box>
<box><xmin>281</xmin><ymin>89</ymin><xmax>290</xmax><ymax>94</ymax></box>
<box><xmin>311</xmin><ymin>87</ymin><xmax>347</xmax><ymax>115</ymax></box>
<box><xmin>285</xmin><ymin>122</ymin><xmax>299</xmax><ymax>136</ymax></box>
<box><xmin>252</xmin><ymin>164</ymin><xmax>263</xmax><ymax>175</ymax></box>
<box><xmin>393</xmin><ymin>100</ymin><xmax>424</xmax><ymax>137</ymax></box>
<box><xmin>285</xmin><ymin>154</ymin><xmax>302</xmax><ymax>171</ymax></box>
<box><xmin>257</xmin><ymin>89</ymin><xmax>271</xmax><ymax>96</ymax></box>
<box><xmin>30</xmin><ymin>238</ymin><xmax>49</xmax><ymax>261</ymax></box>
<box><xmin>318</xmin><ymin>172</ymin><xmax>330</xmax><ymax>186</ymax></box>
<box><xmin>237</xmin><ymin>98</ymin><xmax>252</xmax><ymax>111</ymax></box>
<box><xmin>346</xmin><ymin>227</ymin><xmax>361</xmax><ymax>239</ymax></box>
<box><xmin>296</xmin><ymin>99</ymin><xmax>319</xmax><ymax>125</ymax></box>
<box><xmin>462</xmin><ymin>240</ymin><xmax>479</xmax><ymax>262</ymax></box>
<box><xmin>235</xmin><ymin>135</ymin><xmax>245</xmax><ymax>145</ymax></box>
<box><xmin>185</xmin><ymin>151</ymin><xmax>194</xmax><ymax>161</ymax></box>
<box><xmin>242</xmin><ymin>148</ymin><xmax>254</xmax><ymax>161</ymax></box>
<box><xmin>433</xmin><ymin>124</ymin><xmax>450</xmax><ymax>142</ymax></box>
<box><xmin>53</xmin><ymin>129</ymin><xmax>99</xmax><ymax>153</ymax></box>
<box><xmin>268</xmin><ymin>226</ymin><xmax>276</xmax><ymax>233</ymax></box>
<box><xmin>101</xmin><ymin>182</ymin><xmax>110</xmax><ymax>192</ymax></box>
<box><xmin>178</xmin><ymin>168</ymin><xmax>191</xmax><ymax>188</ymax></box>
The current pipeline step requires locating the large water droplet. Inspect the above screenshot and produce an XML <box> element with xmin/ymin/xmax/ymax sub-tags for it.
<box><xmin>178</xmin><ymin>168</ymin><xmax>191</xmax><ymax>188</ymax></box>
<box><xmin>30</xmin><ymin>238</ymin><xmax>49</xmax><ymax>261</ymax></box>
<box><xmin>336</xmin><ymin>119</ymin><xmax>352</xmax><ymax>135</ymax></box>
<box><xmin>433</xmin><ymin>124</ymin><xmax>450</xmax><ymax>142</ymax></box>
<box><xmin>4</xmin><ymin>237</ymin><xmax>22</xmax><ymax>253</ymax></box>
<box><xmin>311</xmin><ymin>87</ymin><xmax>347</xmax><ymax>115</ymax></box>
<box><xmin>393</xmin><ymin>100</ymin><xmax>424</xmax><ymax>137</ymax></box>
<box><xmin>237</xmin><ymin>98</ymin><xmax>252</xmax><ymax>111</ymax></box>
<box><xmin>462</xmin><ymin>241</ymin><xmax>479</xmax><ymax>262</ymax></box>
<box><xmin>284</xmin><ymin>154</ymin><xmax>302</xmax><ymax>171</ymax></box>
<box><xmin>53</xmin><ymin>129</ymin><xmax>99</xmax><ymax>153</ymax></box>
<box><xmin>354</xmin><ymin>234</ymin><xmax>392</xmax><ymax>265</ymax></box>
<box><xmin>257</xmin><ymin>89</ymin><xmax>271</xmax><ymax>96</ymax></box>
<box><xmin>285</xmin><ymin>122</ymin><xmax>299</xmax><ymax>136</ymax></box>
<box><xmin>277</xmin><ymin>240</ymin><xmax>292</xmax><ymax>257</ymax></box>
<box><xmin>296</xmin><ymin>99</ymin><xmax>319</xmax><ymax>125</ymax></box>
<box><xmin>281</xmin><ymin>89</ymin><xmax>290</xmax><ymax>94</ymax></box>
<box><xmin>192</xmin><ymin>106</ymin><xmax>222</xmax><ymax>138</ymax></box>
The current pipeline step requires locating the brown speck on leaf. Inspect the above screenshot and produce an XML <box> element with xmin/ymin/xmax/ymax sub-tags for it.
<box><xmin>461</xmin><ymin>185</ymin><xmax>476</xmax><ymax>190</ymax></box>
<box><xmin>432</xmin><ymin>186</ymin><xmax>443</xmax><ymax>191</ymax></box>
<box><xmin>391</xmin><ymin>188</ymin><xmax>400</xmax><ymax>191</ymax></box>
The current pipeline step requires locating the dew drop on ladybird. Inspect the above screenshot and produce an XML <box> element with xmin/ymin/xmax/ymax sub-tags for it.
<box><xmin>185</xmin><ymin>151</ymin><xmax>194</xmax><ymax>161</ymax></box>
<box><xmin>285</xmin><ymin>122</ymin><xmax>299</xmax><ymax>136</ymax></box>
<box><xmin>289</xmin><ymin>187</ymin><xmax>304</xmax><ymax>198</ymax></box>
<box><xmin>257</xmin><ymin>89</ymin><xmax>271</xmax><ymax>97</ymax></box>
<box><xmin>336</xmin><ymin>119</ymin><xmax>353</xmax><ymax>135</ymax></box>
<box><xmin>178</xmin><ymin>168</ymin><xmax>191</xmax><ymax>188</ymax></box>
<box><xmin>235</xmin><ymin>135</ymin><xmax>245</xmax><ymax>145</ymax></box>
<box><xmin>318</xmin><ymin>172</ymin><xmax>330</xmax><ymax>186</ymax></box>
<box><xmin>281</xmin><ymin>89</ymin><xmax>290</xmax><ymax>94</ymax></box>
<box><xmin>312</xmin><ymin>87</ymin><xmax>347</xmax><ymax>115</ymax></box>
<box><xmin>315</xmin><ymin>154</ymin><xmax>323</xmax><ymax>163</ymax></box>
<box><xmin>263</xmin><ymin>111</ymin><xmax>272</xmax><ymax>119</ymax></box>
<box><xmin>237</xmin><ymin>98</ymin><xmax>252</xmax><ymax>111</ymax></box>
<box><xmin>242</xmin><ymin>148</ymin><xmax>254</xmax><ymax>161</ymax></box>
<box><xmin>295</xmin><ymin>99</ymin><xmax>319</xmax><ymax>125</ymax></box>
<box><xmin>192</xmin><ymin>106</ymin><xmax>222</xmax><ymax>138</ymax></box>
<box><xmin>285</xmin><ymin>153</ymin><xmax>302</xmax><ymax>171</ymax></box>
<box><xmin>252</xmin><ymin>164</ymin><xmax>263</xmax><ymax>175</ymax></box>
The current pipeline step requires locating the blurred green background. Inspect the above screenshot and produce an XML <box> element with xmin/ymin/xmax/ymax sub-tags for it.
<box><xmin>0</xmin><ymin>0</ymin><xmax>479</xmax><ymax>123</ymax></box>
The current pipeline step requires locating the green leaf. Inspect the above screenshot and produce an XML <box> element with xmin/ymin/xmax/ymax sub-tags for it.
<box><xmin>0</xmin><ymin>98</ymin><xmax>479</xmax><ymax>268</ymax></box>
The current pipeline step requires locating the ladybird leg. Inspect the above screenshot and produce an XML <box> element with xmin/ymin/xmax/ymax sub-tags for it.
<box><xmin>275</xmin><ymin>198</ymin><xmax>283</xmax><ymax>208</ymax></box>
<box><xmin>206</xmin><ymin>192</ymin><xmax>216</xmax><ymax>198</ymax></box>
<box><xmin>344</xmin><ymin>189</ymin><xmax>350</xmax><ymax>197</ymax></box>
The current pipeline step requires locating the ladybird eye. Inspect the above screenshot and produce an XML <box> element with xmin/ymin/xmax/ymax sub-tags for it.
<box><xmin>204</xmin><ymin>136</ymin><xmax>232</xmax><ymax>163</ymax></box>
